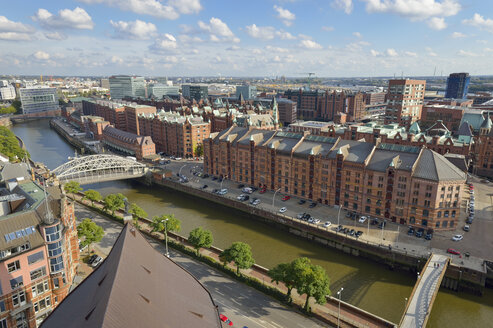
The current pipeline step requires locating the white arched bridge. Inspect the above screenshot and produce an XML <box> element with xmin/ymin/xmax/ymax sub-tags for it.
<box><xmin>52</xmin><ymin>154</ymin><xmax>148</xmax><ymax>185</ymax></box>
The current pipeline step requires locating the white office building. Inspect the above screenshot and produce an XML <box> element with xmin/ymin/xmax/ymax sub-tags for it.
<box><xmin>109</xmin><ymin>75</ymin><xmax>146</xmax><ymax>100</ymax></box>
<box><xmin>148</xmin><ymin>84</ymin><xmax>179</xmax><ymax>99</ymax></box>
<box><xmin>0</xmin><ymin>85</ymin><xmax>16</xmax><ymax>100</ymax></box>
<box><xmin>19</xmin><ymin>86</ymin><xmax>58</xmax><ymax>114</ymax></box>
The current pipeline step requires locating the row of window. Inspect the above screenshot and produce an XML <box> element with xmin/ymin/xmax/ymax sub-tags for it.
<box><xmin>7</xmin><ymin>251</ymin><xmax>45</xmax><ymax>274</ymax></box>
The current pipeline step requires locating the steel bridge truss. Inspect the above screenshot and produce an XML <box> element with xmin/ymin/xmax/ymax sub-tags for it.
<box><xmin>52</xmin><ymin>154</ymin><xmax>147</xmax><ymax>183</ymax></box>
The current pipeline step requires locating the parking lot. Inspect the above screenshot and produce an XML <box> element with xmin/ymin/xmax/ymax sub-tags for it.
<box><xmin>161</xmin><ymin>159</ymin><xmax>493</xmax><ymax>266</ymax></box>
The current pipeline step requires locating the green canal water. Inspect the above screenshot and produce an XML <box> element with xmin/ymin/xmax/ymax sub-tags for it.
<box><xmin>12</xmin><ymin>120</ymin><xmax>493</xmax><ymax>326</ymax></box>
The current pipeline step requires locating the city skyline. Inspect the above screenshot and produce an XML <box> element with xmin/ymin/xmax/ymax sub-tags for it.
<box><xmin>0</xmin><ymin>0</ymin><xmax>492</xmax><ymax>77</ymax></box>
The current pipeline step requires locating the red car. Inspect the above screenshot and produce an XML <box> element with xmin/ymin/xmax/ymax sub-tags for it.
<box><xmin>447</xmin><ymin>248</ymin><xmax>461</xmax><ymax>255</ymax></box>
<box><xmin>259</xmin><ymin>188</ymin><xmax>266</xmax><ymax>194</ymax></box>
<box><xmin>219</xmin><ymin>314</ymin><xmax>233</xmax><ymax>326</ymax></box>
<box><xmin>282</xmin><ymin>195</ymin><xmax>291</xmax><ymax>201</ymax></box>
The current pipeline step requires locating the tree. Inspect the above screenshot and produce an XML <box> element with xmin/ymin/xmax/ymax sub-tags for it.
<box><xmin>291</xmin><ymin>257</ymin><xmax>331</xmax><ymax>313</ymax></box>
<box><xmin>220</xmin><ymin>242</ymin><xmax>255</xmax><ymax>275</ymax></box>
<box><xmin>77</xmin><ymin>218</ymin><xmax>104</xmax><ymax>254</ymax></box>
<box><xmin>11</xmin><ymin>100</ymin><xmax>22</xmax><ymax>114</ymax></box>
<box><xmin>188</xmin><ymin>227</ymin><xmax>213</xmax><ymax>256</ymax></box>
<box><xmin>129</xmin><ymin>203</ymin><xmax>147</xmax><ymax>228</ymax></box>
<box><xmin>194</xmin><ymin>143</ymin><xmax>204</xmax><ymax>157</ymax></box>
<box><xmin>150</xmin><ymin>214</ymin><xmax>181</xmax><ymax>234</ymax></box>
<box><xmin>83</xmin><ymin>189</ymin><xmax>102</xmax><ymax>206</ymax></box>
<box><xmin>64</xmin><ymin>181</ymin><xmax>82</xmax><ymax>195</ymax></box>
<box><xmin>0</xmin><ymin>126</ymin><xmax>29</xmax><ymax>161</ymax></box>
<box><xmin>269</xmin><ymin>262</ymin><xmax>296</xmax><ymax>303</ymax></box>
<box><xmin>0</xmin><ymin>106</ymin><xmax>16</xmax><ymax>115</ymax></box>
<box><xmin>103</xmin><ymin>193</ymin><xmax>125</xmax><ymax>216</ymax></box>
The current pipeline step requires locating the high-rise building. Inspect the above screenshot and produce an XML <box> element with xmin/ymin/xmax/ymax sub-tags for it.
<box><xmin>100</xmin><ymin>78</ymin><xmax>110</xmax><ymax>90</ymax></box>
<box><xmin>181</xmin><ymin>85</ymin><xmax>208</xmax><ymax>101</ymax></box>
<box><xmin>109</xmin><ymin>76</ymin><xmax>146</xmax><ymax>100</ymax></box>
<box><xmin>235</xmin><ymin>85</ymin><xmax>257</xmax><ymax>100</ymax></box>
<box><xmin>385</xmin><ymin>79</ymin><xmax>426</xmax><ymax>126</ymax></box>
<box><xmin>0</xmin><ymin>167</ymin><xmax>80</xmax><ymax>327</ymax></box>
<box><xmin>147</xmin><ymin>84</ymin><xmax>179</xmax><ymax>99</ymax></box>
<box><xmin>445</xmin><ymin>73</ymin><xmax>470</xmax><ymax>99</ymax></box>
<box><xmin>19</xmin><ymin>87</ymin><xmax>58</xmax><ymax>114</ymax></box>
<box><xmin>0</xmin><ymin>84</ymin><xmax>16</xmax><ymax>100</ymax></box>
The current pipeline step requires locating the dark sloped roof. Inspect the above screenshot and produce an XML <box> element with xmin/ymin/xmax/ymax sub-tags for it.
<box><xmin>328</xmin><ymin>140</ymin><xmax>374</xmax><ymax>163</ymax></box>
<box><xmin>413</xmin><ymin>149</ymin><xmax>466</xmax><ymax>182</ymax></box>
<box><xmin>457</xmin><ymin>121</ymin><xmax>472</xmax><ymax>137</ymax></box>
<box><xmin>41</xmin><ymin>224</ymin><xmax>221</xmax><ymax>328</ymax></box>
<box><xmin>367</xmin><ymin>149</ymin><xmax>419</xmax><ymax>172</ymax></box>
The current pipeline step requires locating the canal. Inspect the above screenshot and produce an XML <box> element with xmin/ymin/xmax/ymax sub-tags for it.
<box><xmin>11</xmin><ymin>120</ymin><xmax>493</xmax><ymax>326</ymax></box>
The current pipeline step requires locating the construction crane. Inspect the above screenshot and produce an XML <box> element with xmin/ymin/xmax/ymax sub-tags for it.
<box><xmin>297</xmin><ymin>72</ymin><xmax>316</xmax><ymax>90</ymax></box>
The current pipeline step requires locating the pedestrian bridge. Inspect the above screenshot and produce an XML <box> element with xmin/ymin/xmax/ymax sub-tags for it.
<box><xmin>52</xmin><ymin>154</ymin><xmax>148</xmax><ymax>185</ymax></box>
<box><xmin>400</xmin><ymin>254</ymin><xmax>450</xmax><ymax>328</ymax></box>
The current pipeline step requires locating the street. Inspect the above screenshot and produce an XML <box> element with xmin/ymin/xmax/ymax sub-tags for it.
<box><xmin>75</xmin><ymin>204</ymin><xmax>325</xmax><ymax>328</ymax></box>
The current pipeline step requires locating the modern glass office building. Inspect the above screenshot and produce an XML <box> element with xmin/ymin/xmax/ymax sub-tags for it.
<box><xmin>235</xmin><ymin>85</ymin><xmax>257</xmax><ymax>100</ymax></box>
<box><xmin>148</xmin><ymin>84</ymin><xmax>179</xmax><ymax>99</ymax></box>
<box><xmin>19</xmin><ymin>87</ymin><xmax>58</xmax><ymax>114</ymax></box>
<box><xmin>109</xmin><ymin>75</ymin><xmax>146</xmax><ymax>100</ymax></box>
<box><xmin>445</xmin><ymin>73</ymin><xmax>470</xmax><ymax>99</ymax></box>
<box><xmin>181</xmin><ymin>84</ymin><xmax>208</xmax><ymax>101</ymax></box>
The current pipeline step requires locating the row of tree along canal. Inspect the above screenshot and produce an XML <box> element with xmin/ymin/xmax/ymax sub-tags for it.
<box><xmin>11</xmin><ymin>119</ymin><xmax>493</xmax><ymax>327</ymax></box>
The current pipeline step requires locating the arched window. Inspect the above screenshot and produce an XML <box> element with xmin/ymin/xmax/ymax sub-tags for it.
<box><xmin>410</xmin><ymin>216</ymin><xmax>416</xmax><ymax>224</ymax></box>
<box><xmin>423</xmin><ymin>209</ymin><xmax>429</xmax><ymax>217</ymax></box>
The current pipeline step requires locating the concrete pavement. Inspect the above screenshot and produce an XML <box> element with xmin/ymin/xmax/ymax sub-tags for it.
<box><xmin>74</xmin><ymin>204</ymin><xmax>325</xmax><ymax>328</ymax></box>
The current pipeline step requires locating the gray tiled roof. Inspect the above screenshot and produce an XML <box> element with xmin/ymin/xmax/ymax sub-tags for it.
<box><xmin>367</xmin><ymin>149</ymin><xmax>419</xmax><ymax>172</ymax></box>
<box><xmin>413</xmin><ymin>149</ymin><xmax>466</xmax><ymax>181</ymax></box>
<box><xmin>328</xmin><ymin>140</ymin><xmax>374</xmax><ymax>163</ymax></box>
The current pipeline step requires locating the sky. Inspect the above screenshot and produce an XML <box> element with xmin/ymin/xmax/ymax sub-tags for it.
<box><xmin>0</xmin><ymin>0</ymin><xmax>492</xmax><ymax>77</ymax></box>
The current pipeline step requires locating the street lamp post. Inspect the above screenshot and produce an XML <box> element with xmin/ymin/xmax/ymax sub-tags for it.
<box><xmin>367</xmin><ymin>216</ymin><xmax>370</xmax><ymax>236</ymax></box>
<box><xmin>220</xmin><ymin>175</ymin><xmax>228</xmax><ymax>190</ymax></box>
<box><xmin>337</xmin><ymin>205</ymin><xmax>341</xmax><ymax>227</ymax></box>
<box><xmin>178</xmin><ymin>164</ymin><xmax>189</xmax><ymax>177</ymax></box>
<box><xmin>337</xmin><ymin>287</ymin><xmax>344</xmax><ymax>328</ymax></box>
<box><xmin>404</xmin><ymin>297</ymin><xmax>408</xmax><ymax>310</ymax></box>
<box><xmin>161</xmin><ymin>219</ymin><xmax>170</xmax><ymax>257</ymax></box>
<box><xmin>272</xmin><ymin>188</ymin><xmax>281</xmax><ymax>208</ymax></box>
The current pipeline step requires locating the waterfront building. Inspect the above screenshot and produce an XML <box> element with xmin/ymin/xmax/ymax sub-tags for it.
<box><xmin>19</xmin><ymin>87</ymin><xmax>58</xmax><ymax>115</ymax></box>
<box><xmin>235</xmin><ymin>85</ymin><xmax>257</xmax><ymax>100</ymax></box>
<box><xmin>109</xmin><ymin>76</ymin><xmax>146</xmax><ymax>100</ymax></box>
<box><xmin>138</xmin><ymin>111</ymin><xmax>210</xmax><ymax>158</ymax></box>
<box><xmin>40</xmin><ymin>223</ymin><xmax>221</xmax><ymax>328</ymax></box>
<box><xmin>385</xmin><ymin>79</ymin><xmax>426</xmax><ymax>127</ymax></box>
<box><xmin>123</xmin><ymin>104</ymin><xmax>156</xmax><ymax>136</ymax></box>
<box><xmin>0</xmin><ymin>84</ymin><xmax>16</xmax><ymax>100</ymax></box>
<box><xmin>0</xmin><ymin>167</ymin><xmax>79</xmax><ymax>327</ymax></box>
<box><xmin>204</xmin><ymin>127</ymin><xmax>466</xmax><ymax>231</ymax></box>
<box><xmin>148</xmin><ymin>84</ymin><xmax>179</xmax><ymax>99</ymax></box>
<box><xmin>102</xmin><ymin>126</ymin><xmax>155</xmax><ymax>160</ymax></box>
<box><xmin>182</xmin><ymin>85</ymin><xmax>208</xmax><ymax>101</ymax></box>
<box><xmin>445</xmin><ymin>73</ymin><xmax>470</xmax><ymax>100</ymax></box>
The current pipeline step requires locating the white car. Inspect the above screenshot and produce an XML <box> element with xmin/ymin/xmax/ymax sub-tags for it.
<box><xmin>279</xmin><ymin>207</ymin><xmax>287</xmax><ymax>213</ymax></box>
<box><xmin>313</xmin><ymin>218</ymin><xmax>321</xmax><ymax>224</ymax></box>
<box><xmin>91</xmin><ymin>256</ymin><xmax>103</xmax><ymax>267</ymax></box>
<box><xmin>237</xmin><ymin>194</ymin><xmax>246</xmax><ymax>200</ymax></box>
<box><xmin>452</xmin><ymin>234</ymin><xmax>464</xmax><ymax>241</ymax></box>
<box><xmin>218</xmin><ymin>189</ymin><xmax>228</xmax><ymax>195</ymax></box>
<box><xmin>323</xmin><ymin>221</ymin><xmax>332</xmax><ymax>228</ymax></box>
<box><xmin>252</xmin><ymin>199</ymin><xmax>260</xmax><ymax>206</ymax></box>
<box><xmin>358</xmin><ymin>216</ymin><xmax>367</xmax><ymax>223</ymax></box>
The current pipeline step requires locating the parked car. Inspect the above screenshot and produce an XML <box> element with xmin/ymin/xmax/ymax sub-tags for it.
<box><xmin>250</xmin><ymin>198</ymin><xmax>258</xmax><ymax>205</ymax></box>
<box><xmin>323</xmin><ymin>221</ymin><xmax>332</xmax><ymax>228</ymax></box>
<box><xmin>259</xmin><ymin>188</ymin><xmax>267</xmax><ymax>194</ymax></box>
<box><xmin>336</xmin><ymin>225</ymin><xmax>343</xmax><ymax>232</ymax></box>
<box><xmin>297</xmin><ymin>213</ymin><xmax>305</xmax><ymax>219</ymax></box>
<box><xmin>309</xmin><ymin>202</ymin><xmax>317</xmax><ymax>208</ymax></box>
<box><xmin>238</xmin><ymin>184</ymin><xmax>245</xmax><ymax>189</ymax></box>
<box><xmin>88</xmin><ymin>254</ymin><xmax>98</xmax><ymax>265</ymax></box>
<box><xmin>211</xmin><ymin>176</ymin><xmax>217</xmax><ymax>181</ymax></box>
<box><xmin>313</xmin><ymin>218</ymin><xmax>321</xmax><ymax>224</ymax></box>
<box><xmin>447</xmin><ymin>248</ymin><xmax>461</xmax><ymax>255</ymax></box>
<box><xmin>298</xmin><ymin>199</ymin><xmax>306</xmax><ymax>205</ymax></box>
<box><xmin>452</xmin><ymin>234</ymin><xmax>464</xmax><ymax>241</ymax></box>
<box><xmin>358</xmin><ymin>216</ymin><xmax>367</xmax><ymax>223</ymax></box>
<box><xmin>349</xmin><ymin>229</ymin><xmax>356</xmax><ymax>236</ymax></box>
<box><xmin>282</xmin><ymin>195</ymin><xmax>291</xmax><ymax>201</ymax></box>
<box><xmin>252</xmin><ymin>199</ymin><xmax>260</xmax><ymax>205</ymax></box>
<box><xmin>211</xmin><ymin>189</ymin><xmax>218</xmax><ymax>194</ymax></box>
<box><xmin>242</xmin><ymin>187</ymin><xmax>253</xmax><ymax>194</ymax></box>
<box><xmin>425</xmin><ymin>232</ymin><xmax>433</xmax><ymax>240</ymax></box>
<box><xmin>218</xmin><ymin>189</ymin><xmax>228</xmax><ymax>195</ymax></box>
<box><xmin>219</xmin><ymin>314</ymin><xmax>233</xmax><ymax>326</ymax></box>
<box><xmin>201</xmin><ymin>184</ymin><xmax>208</xmax><ymax>189</ymax></box>
<box><xmin>463</xmin><ymin>225</ymin><xmax>470</xmax><ymax>232</ymax></box>
<box><xmin>355</xmin><ymin>231</ymin><xmax>363</xmax><ymax>238</ymax></box>
<box><xmin>91</xmin><ymin>256</ymin><xmax>103</xmax><ymax>267</ymax></box>
<box><xmin>237</xmin><ymin>194</ymin><xmax>246</xmax><ymax>200</ymax></box>
<box><xmin>302</xmin><ymin>213</ymin><xmax>311</xmax><ymax>220</ymax></box>
<box><xmin>415</xmin><ymin>228</ymin><xmax>424</xmax><ymax>238</ymax></box>
<box><xmin>407</xmin><ymin>227</ymin><xmax>415</xmax><ymax>235</ymax></box>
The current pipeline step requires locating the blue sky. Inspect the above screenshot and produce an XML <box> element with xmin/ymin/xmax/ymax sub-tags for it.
<box><xmin>0</xmin><ymin>0</ymin><xmax>492</xmax><ymax>77</ymax></box>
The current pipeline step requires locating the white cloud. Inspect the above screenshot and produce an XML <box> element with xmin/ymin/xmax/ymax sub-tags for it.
<box><xmin>370</xmin><ymin>49</ymin><xmax>381</xmax><ymax>56</ymax></box>
<box><xmin>363</xmin><ymin>0</ymin><xmax>460</xmax><ymax>20</ymax></box>
<box><xmin>386</xmin><ymin>48</ymin><xmax>398</xmax><ymax>56</ymax></box>
<box><xmin>353</xmin><ymin>32</ymin><xmax>362</xmax><ymax>38</ymax></box>
<box><xmin>78</xmin><ymin>0</ymin><xmax>179</xmax><ymax>20</ymax></box>
<box><xmin>265</xmin><ymin>45</ymin><xmax>290</xmax><ymax>53</ymax></box>
<box><xmin>198</xmin><ymin>17</ymin><xmax>238</xmax><ymax>42</ymax></box>
<box><xmin>33</xmin><ymin>7</ymin><xmax>94</xmax><ymax>30</ymax></box>
<box><xmin>45</xmin><ymin>32</ymin><xmax>67</xmax><ymax>40</ymax></box>
<box><xmin>33</xmin><ymin>51</ymin><xmax>50</xmax><ymax>60</ymax></box>
<box><xmin>110</xmin><ymin>55</ymin><xmax>124</xmax><ymax>64</ymax></box>
<box><xmin>0</xmin><ymin>32</ymin><xmax>33</xmax><ymax>41</ymax></box>
<box><xmin>274</xmin><ymin>5</ymin><xmax>295</xmax><ymax>26</ymax></box>
<box><xmin>110</xmin><ymin>20</ymin><xmax>157</xmax><ymax>40</ymax></box>
<box><xmin>332</xmin><ymin>0</ymin><xmax>353</xmax><ymax>14</ymax></box>
<box><xmin>277</xmin><ymin>30</ymin><xmax>296</xmax><ymax>40</ymax></box>
<box><xmin>226</xmin><ymin>45</ymin><xmax>240</xmax><ymax>51</ymax></box>
<box><xmin>149</xmin><ymin>33</ymin><xmax>178</xmax><ymax>53</ymax></box>
<box><xmin>246</xmin><ymin>24</ymin><xmax>276</xmax><ymax>40</ymax></box>
<box><xmin>427</xmin><ymin>17</ymin><xmax>447</xmax><ymax>30</ymax></box>
<box><xmin>463</xmin><ymin>13</ymin><xmax>493</xmax><ymax>33</ymax></box>
<box><xmin>457</xmin><ymin>50</ymin><xmax>477</xmax><ymax>57</ymax></box>
<box><xmin>404</xmin><ymin>51</ymin><xmax>418</xmax><ymax>57</ymax></box>
<box><xmin>0</xmin><ymin>15</ymin><xmax>35</xmax><ymax>40</ymax></box>
<box><xmin>425</xmin><ymin>47</ymin><xmax>438</xmax><ymax>56</ymax></box>
<box><xmin>322</xmin><ymin>26</ymin><xmax>335</xmax><ymax>32</ymax></box>
<box><xmin>168</xmin><ymin>0</ymin><xmax>202</xmax><ymax>14</ymax></box>
<box><xmin>451</xmin><ymin>32</ymin><xmax>466</xmax><ymax>38</ymax></box>
<box><xmin>300</xmin><ymin>39</ymin><xmax>322</xmax><ymax>49</ymax></box>
<box><xmin>0</xmin><ymin>16</ymin><xmax>35</xmax><ymax>33</ymax></box>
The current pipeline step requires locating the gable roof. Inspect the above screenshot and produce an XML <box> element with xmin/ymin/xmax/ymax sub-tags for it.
<box><xmin>413</xmin><ymin>149</ymin><xmax>466</xmax><ymax>182</ymax></box>
<box><xmin>41</xmin><ymin>224</ymin><xmax>221</xmax><ymax>328</ymax></box>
